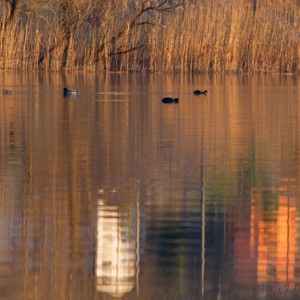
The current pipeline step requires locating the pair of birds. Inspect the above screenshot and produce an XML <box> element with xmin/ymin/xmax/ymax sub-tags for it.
<box><xmin>161</xmin><ymin>89</ymin><xmax>207</xmax><ymax>103</ymax></box>
<box><xmin>3</xmin><ymin>88</ymin><xmax>79</xmax><ymax>95</ymax></box>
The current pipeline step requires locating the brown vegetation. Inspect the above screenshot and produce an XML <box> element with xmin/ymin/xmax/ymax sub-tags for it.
<box><xmin>0</xmin><ymin>0</ymin><xmax>299</xmax><ymax>73</ymax></box>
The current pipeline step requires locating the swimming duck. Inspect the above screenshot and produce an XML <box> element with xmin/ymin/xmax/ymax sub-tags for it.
<box><xmin>63</xmin><ymin>88</ymin><xmax>80</xmax><ymax>96</ymax></box>
<box><xmin>193</xmin><ymin>90</ymin><xmax>207</xmax><ymax>95</ymax></box>
<box><xmin>161</xmin><ymin>97</ymin><xmax>179</xmax><ymax>104</ymax></box>
<box><xmin>3</xmin><ymin>89</ymin><xmax>13</xmax><ymax>94</ymax></box>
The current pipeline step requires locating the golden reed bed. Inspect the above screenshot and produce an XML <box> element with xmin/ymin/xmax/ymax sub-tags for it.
<box><xmin>0</xmin><ymin>0</ymin><xmax>299</xmax><ymax>73</ymax></box>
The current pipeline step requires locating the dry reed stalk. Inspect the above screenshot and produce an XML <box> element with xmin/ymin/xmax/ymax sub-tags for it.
<box><xmin>0</xmin><ymin>0</ymin><xmax>298</xmax><ymax>73</ymax></box>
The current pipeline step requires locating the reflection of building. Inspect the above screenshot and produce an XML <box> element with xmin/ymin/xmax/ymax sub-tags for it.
<box><xmin>276</xmin><ymin>179</ymin><xmax>296</xmax><ymax>285</ymax></box>
<box><xmin>96</xmin><ymin>199</ymin><xmax>137</xmax><ymax>298</ymax></box>
<box><xmin>0</xmin><ymin>183</ymin><xmax>13</xmax><ymax>291</ymax></box>
<box><xmin>235</xmin><ymin>178</ymin><xmax>298</xmax><ymax>288</ymax></box>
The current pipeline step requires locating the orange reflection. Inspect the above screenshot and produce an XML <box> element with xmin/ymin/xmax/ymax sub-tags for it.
<box><xmin>238</xmin><ymin>178</ymin><xmax>297</xmax><ymax>287</ymax></box>
<box><xmin>276</xmin><ymin>194</ymin><xmax>296</xmax><ymax>284</ymax></box>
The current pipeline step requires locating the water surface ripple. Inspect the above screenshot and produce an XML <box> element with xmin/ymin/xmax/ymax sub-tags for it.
<box><xmin>0</xmin><ymin>73</ymin><xmax>299</xmax><ymax>300</ymax></box>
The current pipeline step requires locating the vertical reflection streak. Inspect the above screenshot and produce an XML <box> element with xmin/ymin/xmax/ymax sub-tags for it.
<box><xmin>135</xmin><ymin>181</ymin><xmax>140</xmax><ymax>296</ymax></box>
<box><xmin>201</xmin><ymin>113</ymin><xmax>206</xmax><ymax>297</ymax></box>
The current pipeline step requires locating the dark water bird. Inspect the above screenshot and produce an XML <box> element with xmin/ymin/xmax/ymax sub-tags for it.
<box><xmin>63</xmin><ymin>87</ymin><xmax>79</xmax><ymax>96</ymax></box>
<box><xmin>3</xmin><ymin>89</ymin><xmax>14</xmax><ymax>94</ymax></box>
<box><xmin>161</xmin><ymin>97</ymin><xmax>179</xmax><ymax>104</ymax></box>
<box><xmin>193</xmin><ymin>90</ymin><xmax>207</xmax><ymax>95</ymax></box>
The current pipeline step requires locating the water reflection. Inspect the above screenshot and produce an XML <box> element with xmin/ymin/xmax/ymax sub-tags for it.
<box><xmin>248</xmin><ymin>178</ymin><xmax>297</xmax><ymax>286</ymax></box>
<box><xmin>0</xmin><ymin>73</ymin><xmax>299</xmax><ymax>299</ymax></box>
<box><xmin>96</xmin><ymin>196</ymin><xmax>137</xmax><ymax>298</ymax></box>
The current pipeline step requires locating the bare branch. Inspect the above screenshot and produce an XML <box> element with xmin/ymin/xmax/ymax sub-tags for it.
<box><xmin>136</xmin><ymin>21</ymin><xmax>166</xmax><ymax>28</ymax></box>
<box><xmin>109</xmin><ymin>44</ymin><xmax>145</xmax><ymax>56</ymax></box>
<box><xmin>152</xmin><ymin>0</ymin><xmax>185</xmax><ymax>12</ymax></box>
<box><xmin>92</xmin><ymin>0</ymin><xmax>185</xmax><ymax>63</ymax></box>
<box><xmin>156</xmin><ymin>0</ymin><xmax>168</xmax><ymax>9</ymax></box>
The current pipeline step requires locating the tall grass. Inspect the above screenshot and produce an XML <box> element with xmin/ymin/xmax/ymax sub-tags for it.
<box><xmin>0</xmin><ymin>0</ymin><xmax>299</xmax><ymax>73</ymax></box>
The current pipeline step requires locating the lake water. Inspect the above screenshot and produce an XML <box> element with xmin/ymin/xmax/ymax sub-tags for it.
<box><xmin>0</xmin><ymin>73</ymin><xmax>300</xmax><ymax>300</ymax></box>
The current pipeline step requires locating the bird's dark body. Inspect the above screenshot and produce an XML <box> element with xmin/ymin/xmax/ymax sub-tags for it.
<box><xmin>193</xmin><ymin>90</ymin><xmax>207</xmax><ymax>95</ymax></box>
<box><xmin>161</xmin><ymin>97</ymin><xmax>179</xmax><ymax>103</ymax></box>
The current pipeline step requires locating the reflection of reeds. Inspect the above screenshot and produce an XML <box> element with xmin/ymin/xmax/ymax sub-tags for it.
<box><xmin>0</xmin><ymin>1</ymin><xmax>299</xmax><ymax>73</ymax></box>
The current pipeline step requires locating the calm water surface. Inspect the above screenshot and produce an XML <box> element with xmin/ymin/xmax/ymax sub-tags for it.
<box><xmin>0</xmin><ymin>73</ymin><xmax>300</xmax><ymax>300</ymax></box>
